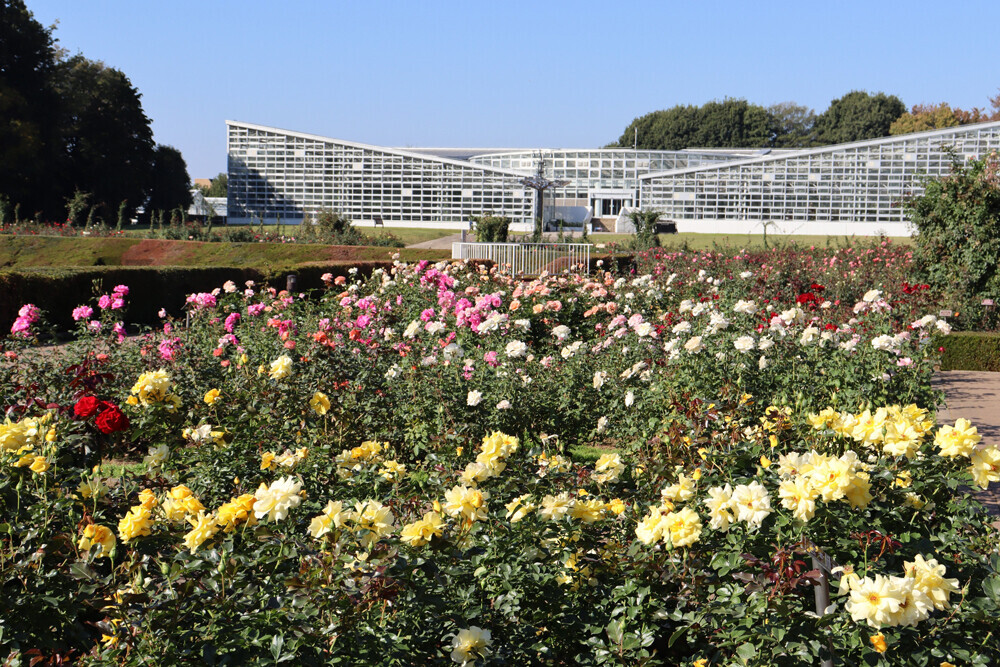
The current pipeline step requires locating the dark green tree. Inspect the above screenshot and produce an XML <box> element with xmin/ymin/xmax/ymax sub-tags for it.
<box><xmin>53</xmin><ymin>55</ymin><xmax>156</xmax><ymax>221</ymax></box>
<box><xmin>613</xmin><ymin>99</ymin><xmax>778</xmax><ymax>150</ymax></box>
<box><xmin>812</xmin><ymin>91</ymin><xmax>906</xmax><ymax>145</ymax></box>
<box><xmin>145</xmin><ymin>145</ymin><xmax>192</xmax><ymax>216</ymax></box>
<box><xmin>0</xmin><ymin>0</ymin><xmax>61</xmax><ymax>217</ymax></box>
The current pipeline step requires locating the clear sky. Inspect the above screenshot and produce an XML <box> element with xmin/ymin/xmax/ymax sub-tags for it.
<box><xmin>27</xmin><ymin>0</ymin><xmax>1000</xmax><ymax>179</ymax></box>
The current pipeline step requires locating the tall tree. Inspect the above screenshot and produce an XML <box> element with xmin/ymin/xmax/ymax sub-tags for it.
<box><xmin>768</xmin><ymin>102</ymin><xmax>818</xmax><ymax>147</ymax></box>
<box><xmin>613</xmin><ymin>99</ymin><xmax>778</xmax><ymax>150</ymax></box>
<box><xmin>812</xmin><ymin>91</ymin><xmax>906</xmax><ymax>145</ymax></box>
<box><xmin>890</xmin><ymin>94</ymin><xmax>1000</xmax><ymax>135</ymax></box>
<box><xmin>53</xmin><ymin>55</ymin><xmax>155</xmax><ymax>221</ymax></box>
<box><xmin>0</xmin><ymin>0</ymin><xmax>60</xmax><ymax>216</ymax></box>
<box><xmin>889</xmin><ymin>103</ymin><xmax>961</xmax><ymax>135</ymax></box>
<box><xmin>145</xmin><ymin>145</ymin><xmax>192</xmax><ymax>216</ymax></box>
<box><xmin>204</xmin><ymin>172</ymin><xmax>227</xmax><ymax>197</ymax></box>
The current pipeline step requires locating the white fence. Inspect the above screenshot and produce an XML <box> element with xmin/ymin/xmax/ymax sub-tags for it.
<box><xmin>451</xmin><ymin>243</ymin><xmax>592</xmax><ymax>277</ymax></box>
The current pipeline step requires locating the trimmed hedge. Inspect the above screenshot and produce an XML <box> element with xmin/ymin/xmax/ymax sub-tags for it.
<box><xmin>936</xmin><ymin>332</ymin><xmax>1000</xmax><ymax>372</ymax></box>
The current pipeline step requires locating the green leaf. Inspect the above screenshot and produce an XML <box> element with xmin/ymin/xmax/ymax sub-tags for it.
<box><xmin>606</xmin><ymin>619</ymin><xmax>624</xmax><ymax>645</ymax></box>
<box><xmin>736</xmin><ymin>642</ymin><xmax>757</xmax><ymax>662</ymax></box>
<box><xmin>270</xmin><ymin>633</ymin><xmax>285</xmax><ymax>661</ymax></box>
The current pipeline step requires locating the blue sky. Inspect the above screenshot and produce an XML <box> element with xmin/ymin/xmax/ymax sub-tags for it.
<box><xmin>28</xmin><ymin>0</ymin><xmax>1000</xmax><ymax>179</ymax></box>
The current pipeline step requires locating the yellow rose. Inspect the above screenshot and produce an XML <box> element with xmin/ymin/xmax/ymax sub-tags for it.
<box><xmin>183</xmin><ymin>511</ymin><xmax>220</xmax><ymax>553</ymax></box>
<box><xmin>29</xmin><ymin>456</ymin><xmax>49</xmax><ymax>474</ymax></box>
<box><xmin>203</xmin><ymin>388</ymin><xmax>221</xmax><ymax>405</ymax></box>
<box><xmin>309</xmin><ymin>391</ymin><xmax>330</xmax><ymax>415</ymax></box>
<box><xmin>79</xmin><ymin>524</ymin><xmax>116</xmax><ymax>558</ymax></box>
<box><xmin>118</xmin><ymin>506</ymin><xmax>154</xmax><ymax>542</ymax></box>
<box><xmin>869</xmin><ymin>632</ymin><xmax>887</xmax><ymax>653</ymax></box>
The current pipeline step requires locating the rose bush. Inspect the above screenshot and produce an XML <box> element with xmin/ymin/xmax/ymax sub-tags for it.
<box><xmin>1</xmin><ymin>253</ymin><xmax>998</xmax><ymax>665</ymax></box>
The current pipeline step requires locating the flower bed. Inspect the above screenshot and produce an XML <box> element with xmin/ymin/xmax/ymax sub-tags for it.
<box><xmin>2</xmin><ymin>256</ymin><xmax>998</xmax><ymax>665</ymax></box>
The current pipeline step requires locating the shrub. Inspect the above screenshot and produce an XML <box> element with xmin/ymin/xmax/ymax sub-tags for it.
<box><xmin>905</xmin><ymin>151</ymin><xmax>1000</xmax><ymax>329</ymax></box>
<box><xmin>628</xmin><ymin>209</ymin><xmax>661</xmax><ymax>251</ymax></box>
<box><xmin>470</xmin><ymin>215</ymin><xmax>511</xmax><ymax>243</ymax></box>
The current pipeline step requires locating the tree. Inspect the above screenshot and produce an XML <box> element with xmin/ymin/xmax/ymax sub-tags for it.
<box><xmin>768</xmin><ymin>102</ymin><xmax>818</xmax><ymax>147</ymax></box>
<box><xmin>890</xmin><ymin>103</ymin><xmax>961</xmax><ymax>135</ymax></box>
<box><xmin>204</xmin><ymin>173</ymin><xmax>227</xmax><ymax>197</ymax></box>
<box><xmin>145</xmin><ymin>145</ymin><xmax>192</xmax><ymax>216</ymax></box>
<box><xmin>53</xmin><ymin>55</ymin><xmax>156</xmax><ymax>221</ymax></box>
<box><xmin>812</xmin><ymin>91</ymin><xmax>906</xmax><ymax>145</ymax></box>
<box><xmin>890</xmin><ymin>94</ymin><xmax>1000</xmax><ymax>136</ymax></box>
<box><xmin>0</xmin><ymin>0</ymin><xmax>61</xmax><ymax>216</ymax></box>
<box><xmin>612</xmin><ymin>99</ymin><xmax>778</xmax><ymax>150</ymax></box>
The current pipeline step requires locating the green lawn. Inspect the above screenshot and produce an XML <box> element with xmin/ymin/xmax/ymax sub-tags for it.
<box><xmin>119</xmin><ymin>224</ymin><xmax>455</xmax><ymax>246</ymax></box>
<box><xmin>0</xmin><ymin>236</ymin><xmax>449</xmax><ymax>269</ymax></box>
<box><xmin>358</xmin><ymin>227</ymin><xmax>456</xmax><ymax>245</ymax></box>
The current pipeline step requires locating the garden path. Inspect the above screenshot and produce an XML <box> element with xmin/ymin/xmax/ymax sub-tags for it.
<box><xmin>932</xmin><ymin>370</ymin><xmax>1000</xmax><ymax>516</ymax></box>
<box><xmin>406</xmin><ymin>233</ymin><xmax>462</xmax><ymax>249</ymax></box>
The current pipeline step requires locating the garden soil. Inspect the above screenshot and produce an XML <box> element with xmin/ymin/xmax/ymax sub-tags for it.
<box><xmin>932</xmin><ymin>370</ymin><xmax>1000</xmax><ymax>517</ymax></box>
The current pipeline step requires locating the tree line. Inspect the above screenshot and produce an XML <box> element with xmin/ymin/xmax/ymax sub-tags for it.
<box><xmin>611</xmin><ymin>90</ymin><xmax>1000</xmax><ymax>151</ymax></box>
<box><xmin>0</xmin><ymin>0</ymin><xmax>191</xmax><ymax>225</ymax></box>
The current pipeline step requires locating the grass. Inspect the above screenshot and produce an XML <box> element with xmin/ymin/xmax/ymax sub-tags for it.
<box><xmin>358</xmin><ymin>227</ymin><xmax>456</xmax><ymax>245</ymax></box>
<box><xmin>0</xmin><ymin>236</ymin><xmax>449</xmax><ymax>269</ymax></box>
<box><xmin>119</xmin><ymin>224</ymin><xmax>456</xmax><ymax>246</ymax></box>
<box><xmin>99</xmin><ymin>460</ymin><xmax>146</xmax><ymax>478</ymax></box>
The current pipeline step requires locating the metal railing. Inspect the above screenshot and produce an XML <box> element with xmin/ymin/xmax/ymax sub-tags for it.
<box><xmin>452</xmin><ymin>242</ymin><xmax>592</xmax><ymax>277</ymax></box>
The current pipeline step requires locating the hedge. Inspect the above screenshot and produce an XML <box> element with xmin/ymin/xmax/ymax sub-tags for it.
<box><xmin>936</xmin><ymin>332</ymin><xmax>1000</xmax><ymax>372</ymax></box>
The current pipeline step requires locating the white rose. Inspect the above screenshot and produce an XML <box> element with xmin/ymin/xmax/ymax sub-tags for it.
<box><xmin>593</xmin><ymin>371</ymin><xmax>606</xmax><ymax>389</ymax></box>
<box><xmin>683</xmin><ymin>336</ymin><xmax>704</xmax><ymax>354</ymax></box>
<box><xmin>467</xmin><ymin>390</ymin><xmax>483</xmax><ymax>407</ymax></box>
<box><xmin>505</xmin><ymin>340</ymin><xmax>528</xmax><ymax>358</ymax></box>
<box><xmin>551</xmin><ymin>324</ymin><xmax>571</xmax><ymax>341</ymax></box>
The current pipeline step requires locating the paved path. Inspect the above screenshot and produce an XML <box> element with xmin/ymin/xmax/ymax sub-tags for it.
<box><xmin>932</xmin><ymin>370</ymin><xmax>1000</xmax><ymax>515</ymax></box>
<box><xmin>407</xmin><ymin>233</ymin><xmax>463</xmax><ymax>250</ymax></box>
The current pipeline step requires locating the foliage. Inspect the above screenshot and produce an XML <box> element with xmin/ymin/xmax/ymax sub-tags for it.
<box><xmin>197</xmin><ymin>173</ymin><xmax>228</xmax><ymax>198</ymax></box>
<box><xmin>52</xmin><ymin>55</ymin><xmax>156</xmax><ymax>222</ymax></box>
<box><xmin>294</xmin><ymin>210</ymin><xmax>403</xmax><ymax>248</ymax></box>
<box><xmin>889</xmin><ymin>103</ymin><xmax>962</xmax><ymax>135</ymax></box>
<box><xmin>0</xmin><ymin>254</ymin><xmax>997</xmax><ymax>665</ymax></box>
<box><xmin>627</xmin><ymin>209</ymin><xmax>661</xmax><ymax>250</ymax></box>
<box><xmin>65</xmin><ymin>190</ymin><xmax>91</xmax><ymax>227</ymax></box>
<box><xmin>890</xmin><ymin>94</ymin><xmax>1000</xmax><ymax>136</ymax></box>
<box><xmin>145</xmin><ymin>145</ymin><xmax>192</xmax><ymax>217</ymax></box>
<box><xmin>0</xmin><ymin>0</ymin><xmax>61</xmax><ymax>218</ymax></box>
<box><xmin>612</xmin><ymin>98</ymin><xmax>778</xmax><ymax>150</ymax></box>
<box><xmin>768</xmin><ymin>101</ymin><xmax>818</xmax><ymax>148</ymax></box>
<box><xmin>905</xmin><ymin>152</ymin><xmax>1000</xmax><ymax>326</ymax></box>
<box><xmin>936</xmin><ymin>332</ymin><xmax>1000</xmax><ymax>371</ymax></box>
<box><xmin>812</xmin><ymin>91</ymin><xmax>906</xmax><ymax>145</ymax></box>
<box><xmin>469</xmin><ymin>215</ymin><xmax>511</xmax><ymax>243</ymax></box>
<box><xmin>0</xmin><ymin>3</ymin><xmax>166</xmax><ymax>222</ymax></box>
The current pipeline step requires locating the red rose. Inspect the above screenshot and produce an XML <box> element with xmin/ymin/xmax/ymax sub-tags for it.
<box><xmin>95</xmin><ymin>403</ymin><xmax>129</xmax><ymax>434</ymax></box>
<box><xmin>74</xmin><ymin>396</ymin><xmax>101</xmax><ymax>419</ymax></box>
